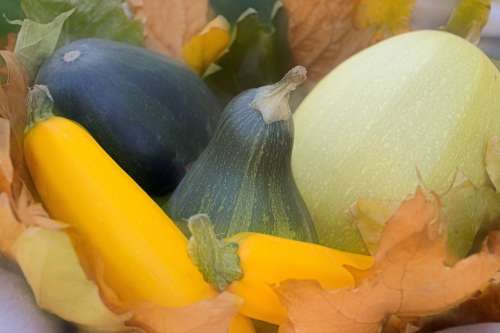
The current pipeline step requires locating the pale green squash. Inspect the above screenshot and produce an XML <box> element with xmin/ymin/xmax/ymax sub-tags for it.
<box><xmin>292</xmin><ymin>30</ymin><xmax>500</xmax><ymax>253</ymax></box>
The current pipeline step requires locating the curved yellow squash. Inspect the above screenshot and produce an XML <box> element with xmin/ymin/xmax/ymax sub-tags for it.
<box><xmin>24</xmin><ymin>115</ymin><xmax>254</xmax><ymax>332</ymax></box>
<box><xmin>227</xmin><ymin>232</ymin><xmax>374</xmax><ymax>324</ymax></box>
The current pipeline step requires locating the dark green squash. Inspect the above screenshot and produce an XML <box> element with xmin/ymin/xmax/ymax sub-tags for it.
<box><xmin>165</xmin><ymin>66</ymin><xmax>317</xmax><ymax>242</ymax></box>
<box><xmin>36</xmin><ymin>38</ymin><xmax>221</xmax><ymax>195</ymax></box>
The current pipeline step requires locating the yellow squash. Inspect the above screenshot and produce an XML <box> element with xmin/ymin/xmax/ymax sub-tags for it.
<box><xmin>24</xmin><ymin>87</ymin><xmax>254</xmax><ymax>333</ymax></box>
<box><xmin>227</xmin><ymin>232</ymin><xmax>374</xmax><ymax>324</ymax></box>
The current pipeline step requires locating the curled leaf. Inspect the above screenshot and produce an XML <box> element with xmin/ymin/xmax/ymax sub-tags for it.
<box><xmin>210</xmin><ymin>0</ymin><xmax>278</xmax><ymax>24</ymax></box>
<box><xmin>13</xmin><ymin>228</ymin><xmax>132</xmax><ymax>332</ymax></box>
<box><xmin>129</xmin><ymin>0</ymin><xmax>208</xmax><ymax>59</ymax></box>
<box><xmin>283</xmin><ymin>0</ymin><xmax>415</xmax><ymax>81</ymax></box>
<box><xmin>129</xmin><ymin>292</ymin><xmax>241</xmax><ymax>333</ymax></box>
<box><xmin>14</xmin><ymin>9</ymin><xmax>75</xmax><ymax>82</ymax></box>
<box><xmin>182</xmin><ymin>16</ymin><xmax>231</xmax><ymax>75</ymax></box>
<box><xmin>187</xmin><ymin>214</ymin><xmax>242</xmax><ymax>291</ymax></box>
<box><xmin>277</xmin><ymin>189</ymin><xmax>500</xmax><ymax>333</ymax></box>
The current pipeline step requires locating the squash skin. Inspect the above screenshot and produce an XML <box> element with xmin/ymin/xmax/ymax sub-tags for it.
<box><xmin>36</xmin><ymin>38</ymin><xmax>221</xmax><ymax>195</ymax></box>
<box><xmin>292</xmin><ymin>30</ymin><xmax>500</xmax><ymax>253</ymax></box>
<box><xmin>24</xmin><ymin>115</ymin><xmax>255</xmax><ymax>333</ymax></box>
<box><xmin>166</xmin><ymin>89</ymin><xmax>318</xmax><ymax>242</ymax></box>
<box><xmin>227</xmin><ymin>232</ymin><xmax>373</xmax><ymax>324</ymax></box>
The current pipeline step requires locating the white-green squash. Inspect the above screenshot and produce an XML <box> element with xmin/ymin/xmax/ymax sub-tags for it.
<box><xmin>292</xmin><ymin>30</ymin><xmax>500</xmax><ymax>253</ymax></box>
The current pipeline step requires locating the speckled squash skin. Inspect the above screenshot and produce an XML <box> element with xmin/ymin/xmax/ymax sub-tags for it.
<box><xmin>166</xmin><ymin>88</ymin><xmax>317</xmax><ymax>243</ymax></box>
<box><xmin>292</xmin><ymin>30</ymin><xmax>500</xmax><ymax>253</ymax></box>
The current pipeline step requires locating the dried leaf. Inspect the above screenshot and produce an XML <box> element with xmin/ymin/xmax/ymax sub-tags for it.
<box><xmin>283</xmin><ymin>0</ymin><xmax>415</xmax><ymax>81</ymax></box>
<box><xmin>129</xmin><ymin>0</ymin><xmax>209</xmax><ymax>59</ymax></box>
<box><xmin>129</xmin><ymin>292</ymin><xmax>240</xmax><ymax>333</ymax></box>
<box><xmin>0</xmin><ymin>192</ymin><xmax>25</xmax><ymax>256</ymax></box>
<box><xmin>351</xmin><ymin>199</ymin><xmax>399</xmax><ymax>255</ymax></box>
<box><xmin>0</xmin><ymin>118</ymin><xmax>13</xmax><ymax>193</ymax></box>
<box><xmin>277</xmin><ymin>189</ymin><xmax>500</xmax><ymax>333</ymax></box>
<box><xmin>13</xmin><ymin>228</ymin><xmax>133</xmax><ymax>332</ymax></box>
<box><xmin>182</xmin><ymin>16</ymin><xmax>230</xmax><ymax>75</ymax></box>
<box><xmin>0</xmin><ymin>50</ymin><xmax>30</xmax><ymax>197</ymax></box>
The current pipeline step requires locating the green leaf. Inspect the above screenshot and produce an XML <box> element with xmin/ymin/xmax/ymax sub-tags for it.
<box><xmin>204</xmin><ymin>5</ymin><xmax>293</xmax><ymax>105</ymax></box>
<box><xmin>21</xmin><ymin>0</ymin><xmax>143</xmax><ymax>46</ymax></box>
<box><xmin>210</xmin><ymin>0</ymin><xmax>279</xmax><ymax>24</ymax></box>
<box><xmin>0</xmin><ymin>0</ymin><xmax>23</xmax><ymax>37</ymax></box>
<box><xmin>187</xmin><ymin>214</ymin><xmax>242</xmax><ymax>292</ymax></box>
<box><xmin>14</xmin><ymin>9</ymin><xmax>74</xmax><ymax>82</ymax></box>
<box><xmin>444</xmin><ymin>174</ymin><xmax>500</xmax><ymax>263</ymax></box>
<box><xmin>445</xmin><ymin>0</ymin><xmax>491</xmax><ymax>43</ymax></box>
<box><xmin>486</xmin><ymin>136</ymin><xmax>500</xmax><ymax>190</ymax></box>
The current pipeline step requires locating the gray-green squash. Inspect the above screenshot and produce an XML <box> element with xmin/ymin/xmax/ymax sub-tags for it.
<box><xmin>165</xmin><ymin>66</ymin><xmax>317</xmax><ymax>242</ymax></box>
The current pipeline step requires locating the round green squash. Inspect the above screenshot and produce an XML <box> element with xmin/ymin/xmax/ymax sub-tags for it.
<box><xmin>292</xmin><ymin>30</ymin><xmax>500</xmax><ymax>253</ymax></box>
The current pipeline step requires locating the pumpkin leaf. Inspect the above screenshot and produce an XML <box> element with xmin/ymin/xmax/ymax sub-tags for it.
<box><xmin>445</xmin><ymin>0</ymin><xmax>491</xmax><ymax>44</ymax></box>
<box><xmin>128</xmin><ymin>0</ymin><xmax>208</xmax><ymax>59</ymax></box>
<box><xmin>204</xmin><ymin>5</ymin><xmax>293</xmax><ymax>105</ymax></box>
<box><xmin>14</xmin><ymin>9</ymin><xmax>74</xmax><ymax>82</ymax></box>
<box><xmin>187</xmin><ymin>214</ymin><xmax>243</xmax><ymax>292</ymax></box>
<box><xmin>276</xmin><ymin>189</ymin><xmax>500</xmax><ymax>333</ymax></box>
<box><xmin>13</xmin><ymin>228</ymin><xmax>133</xmax><ymax>332</ymax></box>
<box><xmin>182</xmin><ymin>16</ymin><xmax>231</xmax><ymax>75</ymax></box>
<box><xmin>283</xmin><ymin>0</ymin><xmax>415</xmax><ymax>81</ymax></box>
<box><xmin>21</xmin><ymin>0</ymin><xmax>143</xmax><ymax>47</ymax></box>
<box><xmin>350</xmin><ymin>199</ymin><xmax>400</xmax><ymax>255</ymax></box>
<box><xmin>443</xmin><ymin>173</ymin><xmax>500</xmax><ymax>263</ymax></box>
<box><xmin>210</xmin><ymin>0</ymin><xmax>279</xmax><ymax>24</ymax></box>
<box><xmin>129</xmin><ymin>292</ymin><xmax>241</xmax><ymax>333</ymax></box>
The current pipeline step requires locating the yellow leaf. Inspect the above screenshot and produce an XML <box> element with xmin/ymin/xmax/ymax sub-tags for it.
<box><xmin>486</xmin><ymin>136</ymin><xmax>500</xmax><ymax>191</ymax></box>
<box><xmin>128</xmin><ymin>0</ymin><xmax>209</xmax><ymax>59</ymax></box>
<box><xmin>182</xmin><ymin>16</ymin><xmax>231</xmax><ymax>75</ymax></box>
<box><xmin>355</xmin><ymin>0</ymin><xmax>415</xmax><ymax>35</ymax></box>
<box><xmin>13</xmin><ymin>228</ymin><xmax>132</xmax><ymax>332</ymax></box>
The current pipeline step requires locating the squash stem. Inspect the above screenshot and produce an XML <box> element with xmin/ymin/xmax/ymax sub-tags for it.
<box><xmin>26</xmin><ymin>85</ymin><xmax>55</xmax><ymax>132</ymax></box>
<box><xmin>251</xmin><ymin>66</ymin><xmax>307</xmax><ymax>124</ymax></box>
<box><xmin>445</xmin><ymin>0</ymin><xmax>491</xmax><ymax>44</ymax></box>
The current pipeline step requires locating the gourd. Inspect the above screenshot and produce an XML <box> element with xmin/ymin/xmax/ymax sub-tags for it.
<box><xmin>36</xmin><ymin>38</ymin><xmax>221</xmax><ymax>196</ymax></box>
<box><xmin>166</xmin><ymin>66</ymin><xmax>317</xmax><ymax>242</ymax></box>
<box><xmin>292</xmin><ymin>30</ymin><xmax>500</xmax><ymax>253</ymax></box>
<box><xmin>23</xmin><ymin>86</ymin><xmax>254</xmax><ymax>333</ymax></box>
<box><xmin>227</xmin><ymin>232</ymin><xmax>373</xmax><ymax>324</ymax></box>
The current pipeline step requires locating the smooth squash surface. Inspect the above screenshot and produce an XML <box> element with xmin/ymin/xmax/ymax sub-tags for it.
<box><xmin>292</xmin><ymin>30</ymin><xmax>500</xmax><ymax>252</ymax></box>
<box><xmin>37</xmin><ymin>39</ymin><xmax>221</xmax><ymax>195</ymax></box>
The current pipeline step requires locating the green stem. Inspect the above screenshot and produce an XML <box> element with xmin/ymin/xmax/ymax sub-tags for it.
<box><xmin>25</xmin><ymin>85</ymin><xmax>55</xmax><ymax>132</ymax></box>
<box><xmin>251</xmin><ymin>66</ymin><xmax>307</xmax><ymax>124</ymax></box>
<box><xmin>445</xmin><ymin>0</ymin><xmax>492</xmax><ymax>44</ymax></box>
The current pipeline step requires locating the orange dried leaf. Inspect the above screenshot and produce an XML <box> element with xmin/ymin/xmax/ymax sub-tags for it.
<box><xmin>0</xmin><ymin>118</ymin><xmax>13</xmax><ymax>194</ymax></box>
<box><xmin>277</xmin><ymin>189</ymin><xmax>500</xmax><ymax>333</ymax></box>
<box><xmin>129</xmin><ymin>292</ymin><xmax>241</xmax><ymax>333</ymax></box>
<box><xmin>283</xmin><ymin>0</ymin><xmax>415</xmax><ymax>81</ymax></box>
<box><xmin>0</xmin><ymin>192</ymin><xmax>25</xmax><ymax>256</ymax></box>
<box><xmin>129</xmin><ymin>0</ymin><xmax>209</xmax><ymax>59</ymax></box>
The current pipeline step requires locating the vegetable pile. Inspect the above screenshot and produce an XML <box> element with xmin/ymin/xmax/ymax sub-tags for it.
<box><xmin>0</xmin><ymin>0</ymin><xmax>500</xmax><ymax>333</ymax></box>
